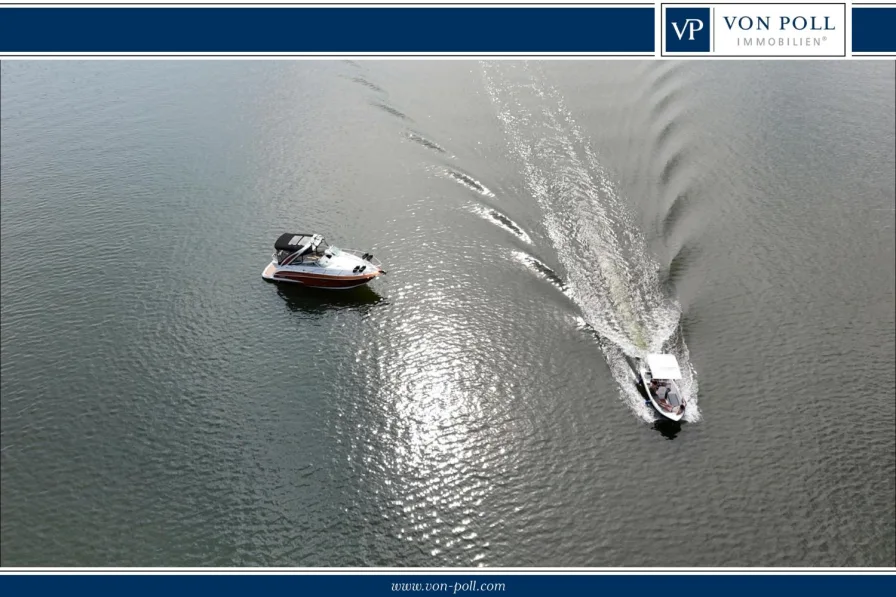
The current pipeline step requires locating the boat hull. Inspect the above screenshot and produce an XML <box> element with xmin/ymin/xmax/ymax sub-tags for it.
<box><xmin>262</xmin><ymin>262</ymin><xmax>381</xmax><ymax>290</ymax></box>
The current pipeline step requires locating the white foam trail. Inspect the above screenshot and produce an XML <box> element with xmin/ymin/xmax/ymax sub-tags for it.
<box><xmin>482</xmin><ymin>62</ymin><xmax>700</xmax><ymax>423</ymax></box>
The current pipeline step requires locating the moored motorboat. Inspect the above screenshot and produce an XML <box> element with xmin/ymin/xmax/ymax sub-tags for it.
<box><xmin>629</xmin><ymin>353</ymin><xmax>688</xmax><ymax>421</ymax></box>
<box><xmin>262</xmin><ymin>233</ymin><xmax>386</xmax><ymax>290</ymax></box>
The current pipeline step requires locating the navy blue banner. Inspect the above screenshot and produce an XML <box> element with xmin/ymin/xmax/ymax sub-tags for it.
<box><xmin>1</xmin><ymin>574</ymin><xmax>895</xmax><ymax>597</ymax></box>
<box><xmin>0</xmin><ymin>6</ymin><xmax>655</xmax><ymax>54</ymax></box>
<box><xmin>852</xmin><ymin>6</ymin><xmax>896</xmax><ymax>53</ymax></box>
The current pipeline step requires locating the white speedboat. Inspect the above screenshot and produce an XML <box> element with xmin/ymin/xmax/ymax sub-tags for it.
<box><xmin>631</xmin><ymin>353</ymin><xmax>688</xmax><ymax>421</ymax></box>
<box><xmin>262</xmin><ymin>233</ymin><xmax>386</xmax><ymax>290</ymax></box>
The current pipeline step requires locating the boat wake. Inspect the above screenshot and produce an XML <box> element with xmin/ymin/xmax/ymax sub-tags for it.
<box><xmin>511</xmin><ymin>251</ymin><xmax>569</xmax><ymax>293</ymax></box>
<box><xmin>473</xmin><ymin>206</ymin><xmax>533</xmax><ymax>244</ymax></box>
<box><xmin>405</xmin><ymin>131</ymin><xmax>454</xmax><ymax>157</ymax></box>
<box><xmin>481</xmin><ymin>62</ymin><xmax>701</xmax><ymax>423</ymax></box>
<box><xmin>441</xmin><ymin>168</ymin><xmax>495</xmax><ymax>197</ymax></box>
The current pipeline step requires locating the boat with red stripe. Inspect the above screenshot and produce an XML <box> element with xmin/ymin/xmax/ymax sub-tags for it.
<box><xmin>262</xmin><ymin>233</ymin><xmax>386</xmax><ymax>290</ymax></box>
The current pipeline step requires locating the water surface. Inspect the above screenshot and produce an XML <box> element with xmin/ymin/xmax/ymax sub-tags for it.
<box><xmin>1</xmin><ymin>60</ymin><xmax>894</xmax><ymax>566</ymax></box>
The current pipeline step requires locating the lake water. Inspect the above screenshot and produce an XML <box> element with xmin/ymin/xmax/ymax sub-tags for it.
<box><xmin>1</xmin><ymin>60</ymin><xmax>894</xmax><ymax>566</ymax></box>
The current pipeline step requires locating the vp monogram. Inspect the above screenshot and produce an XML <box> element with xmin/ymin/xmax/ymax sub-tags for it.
<box><xmin>665</xmin><ymin>7</ymin><xmax>711</xmax><ymax>52</ymax></box>
<box><xmin>671</xmin><ymin>18</ymin><xmax>705</xmax><ymax>41</ymax></box>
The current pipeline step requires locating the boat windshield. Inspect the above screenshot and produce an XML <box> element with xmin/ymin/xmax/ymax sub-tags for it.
<box><xmin>328</xmin><ymin>246</ymin><xmax>343</xmax><ymax>256</ymax></box>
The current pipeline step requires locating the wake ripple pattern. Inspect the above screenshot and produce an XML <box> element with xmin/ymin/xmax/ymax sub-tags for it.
<box><xmin>481</xmin><ymin>62</ymin><xmax>700</xmax><ymax>422</ymax></box>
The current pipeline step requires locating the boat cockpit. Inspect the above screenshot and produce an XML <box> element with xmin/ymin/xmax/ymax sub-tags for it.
<box><xmin>649</xmin><ymin>380</ymin><xmax>681</xmax><ymax>408</ymax></box>
<box><xmin>648</xmin><ymin>379</ymin><xmax>684</xmax><ymax>413</ymax></box>
<box><xmin>273</xmin><ymin>233</ymin><xmax>336</xmax><ymax>266</ymax></box>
